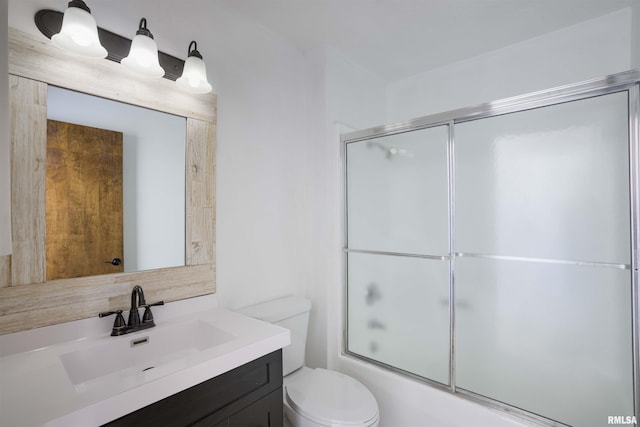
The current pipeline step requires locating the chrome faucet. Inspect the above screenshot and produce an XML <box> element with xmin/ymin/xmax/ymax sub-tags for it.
<box><xmin>99</xmin><ymin>285</ymin><xmax>164</xmax><ymax>336</ymax></box>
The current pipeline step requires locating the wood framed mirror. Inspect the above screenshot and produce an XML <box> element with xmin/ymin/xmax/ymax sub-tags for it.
<box><xmin>0</xmin><ymin>28</ymin><xmax>217</xmax><ymax>335</ymax></box>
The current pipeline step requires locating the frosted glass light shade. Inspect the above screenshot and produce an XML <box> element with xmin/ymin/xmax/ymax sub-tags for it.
<box><xmin>121</xmin><ymin>34</ymin><xmax>165</xmax><ymax>78</ymax></box>
<box><xmin>176</xmin><ymin>41</ymin><xmax>212</xmax><ymax>94</ymax></box>
<box><xmin>51</xmin><ymin>5</ymin><xmax>107</xmax><ymax>58</ymax></box>
<box><xmin>176</xmin><ymin>56</ymin><xmax>212</xmax><ymax>93</ymax></box>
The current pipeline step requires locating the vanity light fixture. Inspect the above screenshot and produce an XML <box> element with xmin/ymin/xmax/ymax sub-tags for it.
<box><xmin>50</xmin><ymin>0</ymin><xmax>107</xmax><ymax>58</ymax></box>
<box><xmin>35</xmin><ymin>9</ymin><xmax>214</xmax><ymax>93</ymax></box>
<box><xmin>121</xmin><ymin>18</ymin><xmax>165</xmax><ymax>78</ymax></box>
<box><xmin>176</xmin><ymin>41</ymin><xmax>213</xmax><ymax>94</ymax></box>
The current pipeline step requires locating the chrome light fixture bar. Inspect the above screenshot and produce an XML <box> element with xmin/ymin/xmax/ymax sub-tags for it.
<box><xmin>35</xmin><ymin>9</ymin><xmax>186</xmax><ymax>81</ymax></box>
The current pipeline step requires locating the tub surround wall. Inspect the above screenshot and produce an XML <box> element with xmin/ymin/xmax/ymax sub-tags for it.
<box><xmin>386</xmin><ymin>8</ymin><xmax>633</xmax><ymax>122</ymax></box>
<box><xmin>0</xmin><ymin>28</ymin><xmax>216</xmax><ymax>335</ymax></box>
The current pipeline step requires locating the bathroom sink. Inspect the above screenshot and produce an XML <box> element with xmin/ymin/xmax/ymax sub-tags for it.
<box><xmin>60</xmin><ymin>319</ymin><xmax>235</xmax><ymax>391</ymax></box>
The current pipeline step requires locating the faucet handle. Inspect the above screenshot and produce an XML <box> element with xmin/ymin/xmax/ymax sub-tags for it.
<box><xmin>141</xmin><ymin>301</ymin><xmax>164</xmax><ymax>324</ymax></box>
<box><xmin>146</xmin><ymin>300</ymin><xmax>165</xmax><ymax>307</ymax></box>
<box><xmin>99</xmin><ymin>310</ymin><xmax>127</xmax><ymax>336</ymax></box>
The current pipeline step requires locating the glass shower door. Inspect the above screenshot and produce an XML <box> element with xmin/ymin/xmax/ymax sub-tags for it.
<box><xmin>346</xmin><ymin>125</ymin><xmax>451</xmax><ymax>385</ymax></box>
<box><xmin>344</xmin><ymin>73</ymin><xmax>638</xmax><ymax>426</ymax></box>
<box><xmin>454</xmin><ymin>91</ymin><xmax>633</xmax><ymax>426</ymax></box>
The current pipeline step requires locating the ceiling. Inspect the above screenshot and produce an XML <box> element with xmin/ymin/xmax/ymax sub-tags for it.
<box><xmin>224</xmin><ymin>0</ymin><xmax>634</xmax><ymax>81</ymax></box>
<box><xmin>9</xmin><ymin>0</ymin><xmax>634</xmax><ymax>82</ymax></box>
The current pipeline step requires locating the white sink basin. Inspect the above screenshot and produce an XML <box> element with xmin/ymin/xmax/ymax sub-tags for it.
<box><xmin>0</xmin><ymin>296</ymin><xmax>291</xmax><ymax>427</ymax></box>
<box><xmin>60</xmin><ymin>319</ymin><xmax>235</xmax><ymax>391</ymax></box>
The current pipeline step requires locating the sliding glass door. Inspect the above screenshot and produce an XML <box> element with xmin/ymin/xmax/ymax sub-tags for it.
<box><xmin>455</xmin><ymin>91</ymin><xmax>632</xmax><ymax>425</ymax></box>
<box><xmin>346</xmin><ymin>125</ymin><xmax>451</xmax><ymax>385</ymax></box>
<box><xmin>344</xmin><ymin>72</ymin><xmax>639</xmax><ymax>426</ymax></box>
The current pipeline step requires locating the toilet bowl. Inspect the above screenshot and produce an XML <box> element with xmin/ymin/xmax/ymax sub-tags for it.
<box><xmin>239</xmin><ymin>296</ymin><xmax>379</xmax><ymax>427</ymax></box>
<box><xmin>284</xmin><ymin>366</ymin><xmax>379</xmax><ymax>427</ymax></box>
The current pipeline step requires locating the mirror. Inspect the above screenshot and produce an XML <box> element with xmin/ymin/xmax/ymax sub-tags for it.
<box><xmin>0</xmin><ymin>27</ymin><xmax>216</xmax><ymax>335</ymax></box>
<box><xmin>47</xmin><ymin>86</ymin><xmax>186</xmax><ymax>276</ymax></box>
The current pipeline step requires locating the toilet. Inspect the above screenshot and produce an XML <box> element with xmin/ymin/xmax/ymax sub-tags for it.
<box><xmin>239</xmin><ymin>296</ymin><xmax>380</xmax><ymax>427</ymax></box>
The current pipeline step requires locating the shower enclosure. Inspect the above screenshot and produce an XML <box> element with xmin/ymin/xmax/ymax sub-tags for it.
<box><xmin>343</xmin><ymin>70</ymin><xmax>639</xmax><ymax>426</ymax></box>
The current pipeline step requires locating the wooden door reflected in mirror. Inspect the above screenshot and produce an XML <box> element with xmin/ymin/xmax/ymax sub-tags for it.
<box><xmin>46</xmin><ymin>120</ymin><xmax>124</xmax><ymax>280</ymax></box>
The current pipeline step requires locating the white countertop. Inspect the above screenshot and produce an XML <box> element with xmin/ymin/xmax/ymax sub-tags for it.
<box><xmin>0</xmin><ymin>295</ymin><xmax>290</xmax><ymax>427</ymax></box>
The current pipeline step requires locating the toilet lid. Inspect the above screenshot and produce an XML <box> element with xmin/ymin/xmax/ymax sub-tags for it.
<box><xmin>285</xmin><ymin>369</ymin><xmax>378</xmax><ymax>426</ymax></box>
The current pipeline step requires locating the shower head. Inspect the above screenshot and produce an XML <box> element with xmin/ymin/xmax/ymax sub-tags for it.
<box><xmin>366</xmin><ymin>140</ymin><xmax>413</xmax><ymax>159</ymax></box>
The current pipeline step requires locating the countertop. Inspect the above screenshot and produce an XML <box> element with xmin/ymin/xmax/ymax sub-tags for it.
<box><xmin>0</xmin><ymin>295</ymin><xmax>290</xmax><ymax>427</ymax></box>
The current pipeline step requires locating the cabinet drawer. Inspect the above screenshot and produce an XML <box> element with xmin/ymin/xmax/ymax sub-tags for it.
<box><xmin>198</xmin><ymin>388</ymin><xmax>283</xmax><ymax>427</ymax></box>
<box><xmin>104</xmin><ymin>350</ymin><xmax>283</xmax><ymax>427</ymax></box>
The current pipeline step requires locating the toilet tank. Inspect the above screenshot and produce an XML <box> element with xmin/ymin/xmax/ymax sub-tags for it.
<box><xmin>238</xmin><ymin>296</ymin><xmax>311</xmax><ymax>376</ymax></box>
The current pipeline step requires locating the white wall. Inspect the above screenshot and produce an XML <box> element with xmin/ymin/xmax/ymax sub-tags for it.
<box><xmin>0</xmin><ymin>0</ymin><xmax>10</xmax><ymax>257</ymax></box>
<box><xmin>213</xmin><ymin>5</ymin><xmax>325</xmax><ymax>314</ymax></box>
<box><xmin>324</xmin><ymin>49</ymin><xmax>387</xmax><ymax>131</ymax></box>
<box><xmin>304</xmin><ymin>48</ymin><xmax>387</xmax><ymax>370</ymax></box>
<box><xmin>633</xmin><ymin>0</ymin><xmax>640</xmax><ymax>69</ymax></box>
<box><xmin>329</xmin><ymin>7</ymin><xmax>636</xmax><ymax>427</ymax></box>
<box><xmin>387</xmin><ymin>8</ymin><xmax>633</xmax><ymax>122</ymax></box>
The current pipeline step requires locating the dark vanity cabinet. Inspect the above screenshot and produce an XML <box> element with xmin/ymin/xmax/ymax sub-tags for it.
<box><xmin>103</xmin><ymin>350</ymin><xmax>283</xmax><ymax>427</ymax></box>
